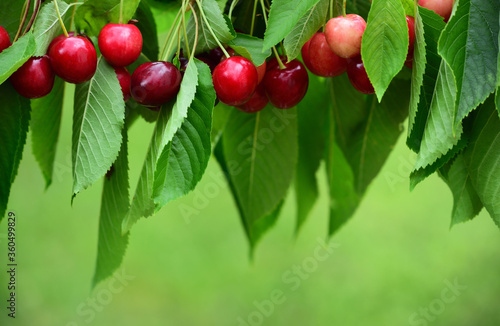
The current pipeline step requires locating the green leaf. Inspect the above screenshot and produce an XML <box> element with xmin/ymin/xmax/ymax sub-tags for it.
<box><xmin>401</xmin><ymin>0</ymin><xmax>415</xmax><ymax>17</ymax></box>
<box><xmin>0</xmin><ymin>0</ymin><xmax>31</xmax><ymax>38</ymax></box>
<box><xmin>75</xmin><ymin>0</ymin><xmax>141</xmax><ymax>36</ymax></box>
<box><xmin>228</xmin><ymin>34</ymin><xmax>271</xmax><ymax>66</ymax></box>
<box><xmin>152</xmin><ymin>61</ymin><xmax>215</xmax><ymax>211</ymax></box>
<box><xmin>439</xmin><ymin>155</ymin><xmax>483</xmax><ymax>226</ymax></box>
<box><xmin>222</xmin><ymin>106</ymin><xmax>298</xmax><ymax>242</ymax></box>
<box><xmin>93</xmin><ymin>127</ymin><xmax>130</xmax><ymax>288</ymax></box>
<box><xmin>73</xmin><ymin>57</ymin><xmax>125</xmax><ymax>197</ymax></box>
<box><xmin>438</xmin><ymin>0</ymin><xmax>500</xmax><ymax>130</ymax></box>
<box><xmin>135</xmin><ymin>1</ymin><xmax>159</xmax><ymax>61</ymax></box>
<box><xmin>32</xmin><ymin>0</ymin><xmax>71</xmax><ymax>56</ymax></box>
<box><xmin>407</xmin><ymin>7</ymin><xmax>446</xmax><ymax>152</ymax></box>
<box><xmin>295</xmin><ymin>74</ymin><xmax>328</xmax><ymax>232</ymax></box>
<box><xmin>463</xmin><ymin>97</ymin><xmax>500</xmax><ymax>227</ymax></box>
<box><xmin>0</xmin><ymin>32</ymin><xmax>36</xmax><ymax>85</ymax></box>
<box><xmin>0</xmin><ymin>82</ymin><xmax>30</xmax><ymax>221</ymax></box>
<box><xmin>31</xmin><ymin>78</ymin><xmax>65</xmax><ymax>188</ymax></box>
<box><xmin>263</xmin><ymin>0</ymin><xmax>321</xmax><ymax>50</ymax></box>
<box><xmin>283</xmin><ymin>0</ymin><xmax>329</xmax><ymax>62</ymax></box>
<box><xmin>186</xmin><ymin>0</ymin><xmax>235</xmax><ymax>54</ymax></box>
<box><xmin>361</xmin><ymin>0</ymin><xmax>408</xmax><ymax>101</ymax></box>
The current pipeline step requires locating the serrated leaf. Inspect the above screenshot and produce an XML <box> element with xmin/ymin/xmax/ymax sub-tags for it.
<box><xmin>31</xmin><ymin>78</ymin><xmax>65</xmax><ymax>188</ymax></box>
<box><xmin>407</xmin><ymin>7</ymin><xmax>446</xmax><ymax>152</ymax></box>
<box><xmin>295</xmin><ymin>74</ymin><xmax>328</xmax><ymax>233</ymax></box>
<box><xmin>75</xmin><ymin>0</ymin><xmax>141</xmax><ymax>36</ymax></box>
<box><xmin>0</xmin><ymin>32</ymin><xmax>36</xmax><ymax>85</ymax></box>
<box><xmin>463</xmin><ymin>97</ymin><xmax>500</xmax><ymax>226</ymax></box>
<box><xmin>152</xmin><ymin>61</ymin><xmax>215</xmax><ymax>211</ymax></box>
<box><xmin>438</xmin><ymin>0</ymin><xmax>500</xmax><ymax>130</ymax></box>
<box><xmin>222</xmin><ymin>106</ymin><xmax>298</xmax><ymax>242</ymax></box>
<box><xmin>346</xmin><ymin>0</ymin><xmax>372</xmax><ymax>20</ymax></box>
<box><xmin>32</xmin><ymin>0</ymin><xmax>71</xmax><ymax>56</ymax></box>
<box><xmin>228</xmin><ymin>34</ymin><xmax>271</xmax><ymax>66</ymax></box>
<box><xmin>93</xmin><ymin>127</ymin><xmax>130</xmax><ymax>288</ymax></box>
<box><xmin>135</xmin><ymin>1</ymin><xmax>159</xmax><ymax>61</ymax></box>
<box><xmin>0</xmin><ymin>82</ymin><xmax>30</xmax><ymax>221</ymax></box>
<box><xmin>186</xmin><ymin>0</ymin><xmax>235</xmax><ymax>54</ymax></box>
<box><xmin>401</xmin><ymin>0</ymin><xmax>415</xmax><ymax>17</ymax></box>
<box><xmin>361</xmin><ymin>0</ymin><xmax>408</xmax><ymax>101</ymax></box>
<box><xmin>73</xmin><ymin>57</ymin><xmax>125</xmax><ymax>197</ymax></box>
<box><xmin>263</xmin><ymin>0</ymin><xmax>321</xmax><ymax>50</ymax></box>
<box><xmin>283</xmin><ymin>0</ymin><xmax>329</xmax><ymax>62</ymax></box>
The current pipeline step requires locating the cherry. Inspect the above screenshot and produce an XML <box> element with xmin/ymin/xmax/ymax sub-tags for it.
<box><xmin>263</xmin><ymin>58</ymin><xmax>309</xmax><ymax>109</ymax></box>
<box><xmin>346</xmin><ymin>56</ymin><xmax>374</xmax><ymax>94</ymax></box>
<box><xmin>308</xmin><ymin>32</ymin><xmax>347</xmax><ymax>77</ymax></box>
<box><xmin>406</xmin><ymin>16</ymin><xmax>416</xmax><ymax>63</ymax></box>
<box><xmin>419</xmin><ymin>0</ymin><xmax>454</xmax><ymax>22</ymax></box>
<box><xmin>237</xmin><ymin>83</ymin><xmax>268</xmax><ymax>113</ymax></box>
<box><xmin>0</xmin><ymin>26</ymin><xmax>11</xmax><ymax>53</ymax></box>
<box><xmin>130</xmin><ymin>61</ymin><xmax>182</xmax><ymax>107</ymax></box>
<box><xmin>325</xmin><ymin>14</ymin><xmax>367</xmax><ymax>59</ymax></box>
<box><xmin>48</xmin><ymin>36</ymin><xmax>97</xmax><ymax>84</ymax></box>
<box><xmin>301</xmin><ymin>36</ymin><xmax>321</xmax><ymax>75</ymax></box>
<box><xmin>256</xmin><ymin>61</ymin><xmax>267</xmax><ymax>84</ymax></box>
<box><xmin>114</xmin><ymin>66</ymin><xmax>131</xmax><ymax>101</ymax></box>
<box><xmin>98</xmin><ymin>23</ymin><xmax>143</xmax><ymax>67</ymax></box>
<box><xmin>47</xmin><ymin>32</ymin><xmax>93</xmax><ymax>54</ymax></box>
<box><xmin>10</xmin><ymin>56</ymin><xmax>54</xmax><ymax>99</ymax></box>
<box><xmin>212</xmin><ymin>56</ymin><xmax>258</xmax><ymax>106</ymax></box>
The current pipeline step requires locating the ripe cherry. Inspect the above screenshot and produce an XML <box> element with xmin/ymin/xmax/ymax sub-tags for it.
<box><xmin>347</xmin><ymin>56</ymin><xmax>374</xmax><ymax>94</ymax></box>
<box><xmin>419</xmin><ymin>0</ymin><xmax>454</xmax><ymax>22</ymax></box>
<box><xmin>256</xmin><ymin>61</ymin><xmax>267</xmax><ymax>84</ymax></box>
<box><xmin>114</xmin><ymin>66</ymin><xmax>131</xmax><ymax>101</ymax></box>
<box><xmin>406</xmin><ymin>16</ymin><xmax>416</xmax><ymax>64</ymax></box>
<box><xmin>98</xmin><ymin>23</ymin><xmax>143</xmax><ymax>67</ymax></box>
<box><xmin>308</xmin><ymin>32</ymin><xmax>347</xmax><ymax>77</ymax></box>
<box><xmin>263</xmin><ymin>58</ymin><xmax>309</xmax><ymax>109</ymax></box>
<box><xmin>0</xmin><ymin>26</ymin><xmax>11</xmax><ymax>53</ymax></box>
<box><xmin>237</xmin><ymin>83</ymin><xmax>268</xmax><ymax>113</ymax></box>
<box><xmin>48</xmin><ymin>36</ymin><xmax>97</xmax><ymax>84</ymax></box>
<box><xmin>301</xmin><ymin>37</ymin><xmax>321</xmax><ymax>75</ymax></box>
<box><xmin>325</xmin><ymin>14</ymin><xmax>367</xmax><ymax>59</ymax></box>
<box><xmin>130</xmin><ymin>61</ymin><xmax>182</xmax><ymax>107</ymax></box>
<box><xmin>212</xmin><ymin>56</ymin><xmax>258</xmax><ymax>106</ymax></box>
<box><xmin>47</xmin><ymin>32</ymin><xmax>93</xmax><ymax>54</ymax></box>
<box><xmin>10</xmin><ymin>56</ymin><xmax>54</xmax><ymax>99</ymax></box>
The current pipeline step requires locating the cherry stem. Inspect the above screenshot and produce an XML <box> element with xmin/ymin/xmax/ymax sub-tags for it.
<box><xmin>159</xmin><ymin>9</ymin><xmax>182</xmax><ymax>60</ymax></box>
<box><xmin>23</xmin><ymin>0</ymin><xmax>41</xmax><ymax>36</ymax></box>
<box><xmin>329</xmin><ymin>0</ymin><xmax>333</xmax><ymax>19</ymax></box>
<box><xmin>342</xmin><ymin>0</ymin><xmax>346</xmax><ymax>17</ymax></box>
<box><xmin>70</xmin><ymin>0</ymin><xmax>78</xmax><ymax>31</ymax></box>
<box><xmin>258</xmin><ymin>0</ymin><xmax>285</xmax><ymax>69</ymax></box>
<box><xmin>53</xmin><ymin>0</ymin><xmax>69</xmax><ymax>37</ymax></box>
<box><xmin>163</xmin><ymin>18</ymin><xmax>182</xmax><ymax>61</ymax></box>
<box><xmin>14</xmin><ymin>0</ymin><xmax>31</xmax><ymax>42</ymax></box>
<box><xmin>250</xmin><ymin>0</ymin><xmax>258</xmax><ymax>36</ymax></box>
<box><xmin>188</xmin><ymin>2</ymin><xmax>198</xmax><ymax>61</ymax></box>
<box><xmin>119</xmin><ymin>0</ymin><xmax>124</xmax><ymax>24</ymax></box>
<box><xmin>195</xmin><ymin>0</ymin><xmax>229</xmax><ymax>58</ymax></box>
<box><xmin>180</xmin><ymin>0</ymin><xmax>191</xmax><ymax>58</ymax></box>
<box><xmin>228</xmin><ymin>0</ymin><xmax>239</xmax><ymax>20</ymax></box>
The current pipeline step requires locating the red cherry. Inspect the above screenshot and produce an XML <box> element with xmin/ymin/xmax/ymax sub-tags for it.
<box><xmin>256</xmin><ymin>61</ymin><xmax>267</xmax><ymax>84</ymax></box>
<box><xmin>308</xmin><ymin>32</ymin><xmax>347</xmax><ymax>77</ymax></box>
<box><xmin>195</xmin><ymin>53</ymin><xmax>218</xmax><ymax>73</ymax></box>
<box><xmin>301</xmin><ymin>36</ymin><xmax>322</xmax><ymax>75</ymax></box>
<box><xmin>406</xmin><ymin>16</ymin><xmax>416</xmax><ymax>63</ymax></box>
<box><xmin>98</xmin><ymin>23</ymin><xmax>143</xmax><ymax>67</ymax></box>
<box><xmin>114</xmin><ymin>66</ymin><xmax>131</xmax><ymax>101</ymax></box>
<box><xmin>237</xmin><ymin>83</ymin><xmax>268</xmax><ymax>113</ymax></box>
<box><xmin>130</xmin><ymin>61</ymin><xmax>182</xmax><ymax>106</ymax></box>
<box><xmin>10</xmin><ymin>56</ymin><xmax>54</xmax><ymax>99</ymax></box>
<box><xmin>48</xmin><ymin>36</ymin><xmax>97</xmax><ymax>84</ymax></box>
<box><xmin>212</xmin><ymin>56</ymin><xmax>258</xmax><ymax>106</ymax></box>
<box><xmin>0</xmin><ymin>26</ymin><xmax>11</xmax><ymax>53</ymax></box>
<box><xmin>347</xmin><ymin>57</ymin><xmax>374</xmax><ymax>94</ymax></box>
<box><xmin>419</xmin><ymin>0</ymin><xmax>454</xmax><ymax>21</ymax></box>
<box><xmin>47</xmin><ymin>32</ymin><xmax>93</xmax><ymax>54</ymax></box>
<box><xmin>325</xmin><ymin>14</ymin><xmax>367</xmax><ymax>59</ymax></box>
<box><xmin>263</xmin><ymin>59</ymin><xmax>309</xmax><ymax>109</ymax></box>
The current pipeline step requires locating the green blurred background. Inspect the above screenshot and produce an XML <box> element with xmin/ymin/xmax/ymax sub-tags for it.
<box><xmin>1</xmin><ymin>83</ymin><xmax>500</xmax><ymax>326</ymax></box>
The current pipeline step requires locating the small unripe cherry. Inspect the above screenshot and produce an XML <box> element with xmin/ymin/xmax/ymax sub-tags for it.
<box><xmin>325</xmin><ymin>14</ymin><xmax>367</xmax><ymax>59</ymax></box>
<box><xmin>10</xmin><ymin>56</ymin><xmax>55</xmax><ymax>99</ymax></box>
<box><xmin>308</xmin><ymin>32</ymin><xmax>347</xmax><ymax>77</ymax></box>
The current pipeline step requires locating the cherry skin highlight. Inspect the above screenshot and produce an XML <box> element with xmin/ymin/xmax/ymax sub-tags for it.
<box><xmin>325</xmin><ymin>14</ymin><xmax>367</xmax><ymax>59</ymax></box>
<box><xmin>114</xmin><ymin>66</ymin><xmax>131</xmax><ymax>102</ymax></box>
<box><xmin>0</xmin><ymin>26</ymin><xmax>11</xmax><ymax>53</ymax></box>
<box><xmin>347</xmin><ymin>57</ymin><xmax>374</xmax><ymax>95</ymax></box>
<box><xmin>10</xmin><ymin>56</ymin><xmax>55</xmax><ymax>99</ymax></box>
<box><xmin>237</xmin><ymin>83</ymin><xmax>268</xmax><ymax>113</ymax></box>
<box><xmin>130</xmin><ymin>61</ymin><xmax>182</xmax><ymax>107</ymax></box>
<box><xmin>263</xmin><ymin>59</ymin><xmax>309</xmax><ymax>109</ymax></box>
<box><xmin>212</xmin><ymin>56</ymin><xmax>258</xmax><ymax>106</ymax></box>
<box><xmin>98</xmin><ymin>23</ymin><xmax>143</xmax><ymax>67</ymax></box>
<box><xmin>48</xmin><ymin>36</ymin><xmax>97</xmax><ymax>84</ymax></box>
<box><xmin>47</xmin><ymin>32</ymin><xmax>93</xmax><ymax>54</ymax></box>
<box><xmin>419</xmin><ymin>0</ymin><xmax>454</xmax><ymax>21</ymax></box>
<box><xmin>308</xmin><ymin>32</ymin><xmax>347</xmax><ymax>77</ymax></box>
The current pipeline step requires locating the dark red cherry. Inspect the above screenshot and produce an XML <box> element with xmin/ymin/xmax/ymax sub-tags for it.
<box><xmin>406</xmin><ymin>15</ymin><xmax>416</xmax><ymax>63</ymax></box>
<box><xmin>48</xmin><ymin>36</ymin><xmax>97</xmax><ymax>84</ymax></box>
<box><xmin>47</xmin><ymin>32</ymin><xmax>93</xmax><ymax>54</ymax></box>
<box><xmin>98</xmin><ymin>23</ymin><xmax>143</xmax><ymax>67</ymax></box>
<box><xmin>237</xmin><ymin>83</ymin><xmax>268</xmax><ymax>113</ymax></box>
<box><xmin>347</xmin><ymin>56</ymin><xmax>375</xmax><ymax>94</ymax></box>
<box><xmin>256</xmin><ymin>61</ymin><xmax>267</xmax><ymax>84</ymax></box>
<box><xmin>10</xmin><ymin>56</ymin><xmax>54</xmax><ymax>99</ymax></box>
<box><xmin>0</xmin><ymin>26</ymin><xmax>11</xmax><ymax>53</ymax></box>
<box><xmin>301</xmin><ymin>36</ymin><xmax>321</xmax><ymax>75</ymax></box>
<box><xmin>263</xmin><ymin>59</ymin><xmax>309</xmax><ymax>109</ymax></box>
<box><xmin>308</xmin><ymin>32</ymin><xmax>347</xmax><ymax>77</ymax></box>
<box><xmin>114</xmin><ymin>66</ymin><xmax>131</xmax><ymax>101</ymax></box>
<box><xmin>130</xmin><ymin>61</ymin><xmax>182</xmax><ymax>106</ymax></box>
<box><xmin>212</xmin><ymin>56</ymin><xmax>258</xmax><ymax>106</ymax></box>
